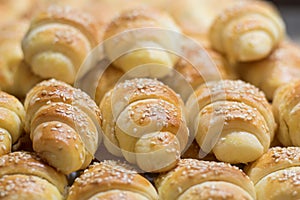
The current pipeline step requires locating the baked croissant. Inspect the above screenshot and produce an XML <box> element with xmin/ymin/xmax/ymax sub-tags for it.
<box><xmin>0</xmin><ymin>91</ymin><xmax>25</xmax><ymax>156</ymax></box>
<box><xmin>155</xmin><ymin>159</ymin><xmax>256</xmax><ymax>200</ymax></box>
<box><xmin>210</xmin><ymin>0</ymin><xmax>285</xmax><ymax>62</ymax></box>
<box><xmin>237</xmin><ymin>41</ymin><xmax>300</xmax><ymax>100</ymax></box>
<box><xmin>103</xmin><ymin>7</ymin><xmax>181</xmax><ymax>78</ymax></box>
<box><xmin>67</xmin><ymin>160</ymin><xmax>158</xmax><ymax>200</ymax></box>
<box><xmin>0</xmin><ymin>151</ymin><xmax>68</xmax><ymax>200</ymax></box>
<box><xmin>22</xmin><ymin>5</ymin><xmax>100</xmax><ymax>84</ymax></box>
<box><xmin>24</xmin><ymin>79</ymin><xmax>102</xmax><ymax>174</ymax></box>
<box><xmin>245</xmin><ymin>147</ymin><xmax>300</xmax><ymax>200</ymax></box>
<box><xmin>273</xmin><ymin>80</ymin><xmax>300</xmax><ymax>146</ymax></box>
<box><xmin>100</xmin><ymin>78</ymin><xmax>189</xmax><ymax>172</ymax></box>
<box><xmin>185</xmin><ymin>80</ymin><xmax>276</xmax><ymax>164</ymax></box>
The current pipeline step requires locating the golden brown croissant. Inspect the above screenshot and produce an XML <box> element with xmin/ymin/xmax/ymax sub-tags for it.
<box><xmin>100</xmin><ymin>78</ymin><xmax>189</xmax><ymax>172</ymax></box>
<box><xmin>155</xmin><ymin>159</ymin><xmax>256</xmax><ymax>200</ymax></box>
<box><xmin>67</xmin><ymin>160</ymin><xmax>158</xmax><ymax>200</ymax></box>
<box><xmin>22</xmin><ymin>5</ymin><xmax>100</xmax><ymax>84</ymax></box>
<box><xmin>24</xmin><ymin>79</ymin><xmax>102</xmax><ymax>174</ymax></box>
<box><xmin>0</xmin><ymin>151</ymin><xmax>68</xmax><ymax>200</ymax></box>
<box><xmin>237</xmin><ymin>41</ymin><xmax>300</xmax><ymax>100</ymax></box>
<box><xmin>103</xmin><ymin>7</ymin><xmax>182</xmax><ymax>78</ymax></box>
<box><xmin>273</xmin><ymin>80</ymin><xmax>300</xmax><ymax>146</ymax></box>
<box><xmin>245</xmin><ymin>147</ymin><xmax>300</xmax><ymax>200</ymax></box>
<box><xmin>0</xmin><ymin>91</ymin><xmax>25</xmax><ymax>156</ymax></box>
<box><xmin>210</xmin><ymin>0</ymin><xmax>285</xmax><ymax>63</ymax></box>
<box><xmin>185</xmin><ymin>80</ymin><xmax>276</xmax><ymax>164</ymax></box>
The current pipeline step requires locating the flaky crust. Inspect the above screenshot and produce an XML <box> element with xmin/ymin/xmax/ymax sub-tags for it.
<box><xmin>245</xmin><ymin>147</ymin><xmax>300</xmax><ymax>199</ymax></box>
<box><xmin>185</xmin><ymin>80</ymin><xmax>275</xmax><ymax>163</ymax></box>
<box><xmin>238</xmin><ymin>41</ymin><xmax>300</xmax><ymax>100</ymax></box>
<box><xmin>155</xmin><ymin>159</ymin><xmax>255</xmax><ymax>200</ymax></box>
<box><xmin>24</xmin><ymin>79</ymin><xmax>102</xmax><ymax>174</ymax></box>
<box><xmin>210</xmin><ymin>0</ymin><xmax>285</xmax><ymax>62</ymax></box>
<box><xmin>22</xmin><ymin>5</ymin><xmax>100</xmax><ymax>84</ymax></box>
<box><xmin>67</xmin><ymin>160</ymin><xmax>158</xmax><ymax>200</ymax></box>
<box><xmin>273</xmin><ymin>80</ymin><xmax>300</xmax><ymax>146</ymax></box>
<box><xmin>0</xmin><ymin>151</ymin><xmax>67</xmax><ymax>195</ymax></box>
<box><xmin>103</xmin><ymin>7</ymin><xmax>181</xmax><ymax>78</ymax></box>
<box><xmin>100</xmin><ymin>78</ymin><xmax>188</xmax><ymax>172</ymax></box>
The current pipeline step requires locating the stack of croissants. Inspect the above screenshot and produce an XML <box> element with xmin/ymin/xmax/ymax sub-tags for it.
<box><xmin>1</xmin><ymin>0</ymin><xmax>300</xmax><ymax>199</ymax></box>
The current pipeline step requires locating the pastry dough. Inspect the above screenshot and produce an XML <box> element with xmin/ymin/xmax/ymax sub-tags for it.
<box><xmin>24</xmin><ymin>79</ymin><xmax>102</xmax><ymax>174</ymax></box>
<box><xmin>0</xmin><ymin>151</ymin><xmax>67</xmax><ymax>199</ymax></box>
<box><xmin>22</xmin><ymin>5</ymin><xmax>100</xmax><ymax>84</ymax></box>
<box><xmin>155</xmin><ymin>159</ymin><xmax>256</xmax><ymax>200</ymax></box>
<box><xmin>186</xmin><ymin>80</ymin><xmax>276</xmax><ymax>163</ymax></box>
<box><xmin>103</xmin><ymin>7</ymin><xmax>181</xmax><ymax>78</ymax></box>
<box><xmin>273</xmin><ymin>80</ymin><xmax>300</xmax><ymax>146</ymax></box>
<box><xmin>210</xmin><ymin>0</ymin><xmax>285</xmax><ymax>62</ymax></box>
<box><xmin>100</xmin><ymin>78</ymin><xmax>189</xmax><ymax>172</ymax></box>
<box><xmin>67</xmin><ymin>160</ymin><xmax>158</xmax><ymax>200</ymax></box>
<box><xmin>246</xmin><ymin>147</ymin><xmax>300</xmax><ymax>200</ymax></box>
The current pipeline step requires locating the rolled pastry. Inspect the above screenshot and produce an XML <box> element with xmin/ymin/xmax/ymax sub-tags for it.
<box><xmin>155</xmin><ymin>159</ymin><xmax>256</xmax><ymax>200</ymax></box>
<box><xmin>100</xmin><ymin>78</ymin><xmax>189</xmax><ymax>172</ymax></box>
<box><xmin>186</xmin><ymin>80</ymin><xmax>276</xmax><ymax>164</ymax></box>
<box><xmin>24</xmin><ymin>79</ymin><xmax>102</xmax><ymax>174</ymax></box>
<box><xmin>245</xmin><ymin>147</ymin><xmax>300</xmax><ymax>200</ymax></box>
<box><xmin>67</xmin><ymin>160</ymin><xmax>158</xmax><ymax>200</ymax></box>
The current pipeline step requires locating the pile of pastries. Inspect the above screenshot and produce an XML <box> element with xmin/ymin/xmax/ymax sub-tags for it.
<box><xmin>1</xmin><ymin>0</ymin><xmax>300</xmax><ymax>199</ymax></box>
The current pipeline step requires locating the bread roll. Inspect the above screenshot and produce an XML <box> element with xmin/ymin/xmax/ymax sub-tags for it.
<box><xmin>155</xmin><ymin>159</ymin><xmax>255</xmax><ymax>200</ymax></box>
<box><xmin>67</xmin><ymin>160</ymin><xmax>158</xmax><ymax>200</ymax></box>
<box><xmin>103</xmin><ymin>7</ymin><xmax>181</xmax><ymax>78</ymax></box>
<box><xmin>210</xmin><ymin>0</ymin><xmax>285</xmax><ymax>62</ymax></box>
<box><xmin>100</xmin><ymin>78</ymin><xmax>189</xmax><ymax>172</ymax></box>
<box><xmin>0</xmin><ymin>91</ymin><xmax>25</xmax><ymax>156</ymax></box>
<box><xmin>273</xmin><ymin>80</ymin><xmax>300</xmax><ymax>146</ymax></box>
<box><xmin>185</xmin><ymin>80</ymin><xmax>276</xmax><ymax>164</ymax></box>
<box><xmin>238</xmin><ymin>41</ymin><xmax>300</xmax><ymax>100</ymax></box>
<box><xmin>22</xmin><ymin>5</ymin><xmax>100</xmax><ymax>84</ymax></box>
<box><xmin>245</xmin><ymin>147</ymin><xmax>300</xmax><ymax>200</ymax></box>
<box><xmin>24</xmin><ymin>79</ymin><xmax>102</xmax><ymax>174</ymax></box>
<box><xmin>0</xmin><ymin>151</ymin><xmax>68</xmax><ymax>199</ymax></box>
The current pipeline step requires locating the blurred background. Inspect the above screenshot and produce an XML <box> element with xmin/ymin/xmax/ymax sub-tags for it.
<box><xmin>269</xmin><ymin>0</ymin><xmax>300</xmax><ymax>43</ymax></box>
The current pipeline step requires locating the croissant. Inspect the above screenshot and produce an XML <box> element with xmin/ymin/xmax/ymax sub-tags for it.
<box><xmin>22</xmin><ymin>5</ymin><xmax>100</xmax><ymax>84</ymax></box>
<box><xmin>67</xmin><ymin>160</ymin><xmax>158</xmax><ymax>200</ymax></box>
<box><xmin>185</xmin><ymin>80</ymin><xmax>276</xmax><ymax>164</ymax></box>
<box><xmin>0</xmin><ymin>91</ymin><xmax>25</xmax><ymax>156</ymax></box>
<box><xmin>245</xmin><ymin>147</ymin><xmax>300</xmax><ymax>199</ymax></box>
<box><xmin>155</xmin><ymin>159</ymin><xmax>256</xmax><ymax>200</ymax></box>
<box><xmin>24</xmin><ymin>79</ymin><xmax>102</xmax><ymax>174</ymax></box>
<box><xmin>161</xmin><ymin>34</ymin><xmax>236</xmax><ymax>101</ymax></box>
<box><xmin>100</xmin><ymin>78</ymin><xmax>189</xmax><ymax>172</ymax></box>
<box><xmin>237</xmin><ymin>41</ymin><xmax>300</xmax><ymax>100</ymax></box>
<box><xmin>0</xmin><ymin>151</ymin><xmax>68</xmax><ymax>200</ymax></box>
<box><xmin>273</xmin><ymin>80</ymin><xmax>300</xmax><ymax>146</ymax></box>
<box><xmin>103</xmin><ymin>7</ymin><xmax>182</xmax><ymax>78</ymax></box>
<box><xmin>210</xmin><ymin>0</ymin><xmax>285</xmax><ymax>62</ymax></box>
